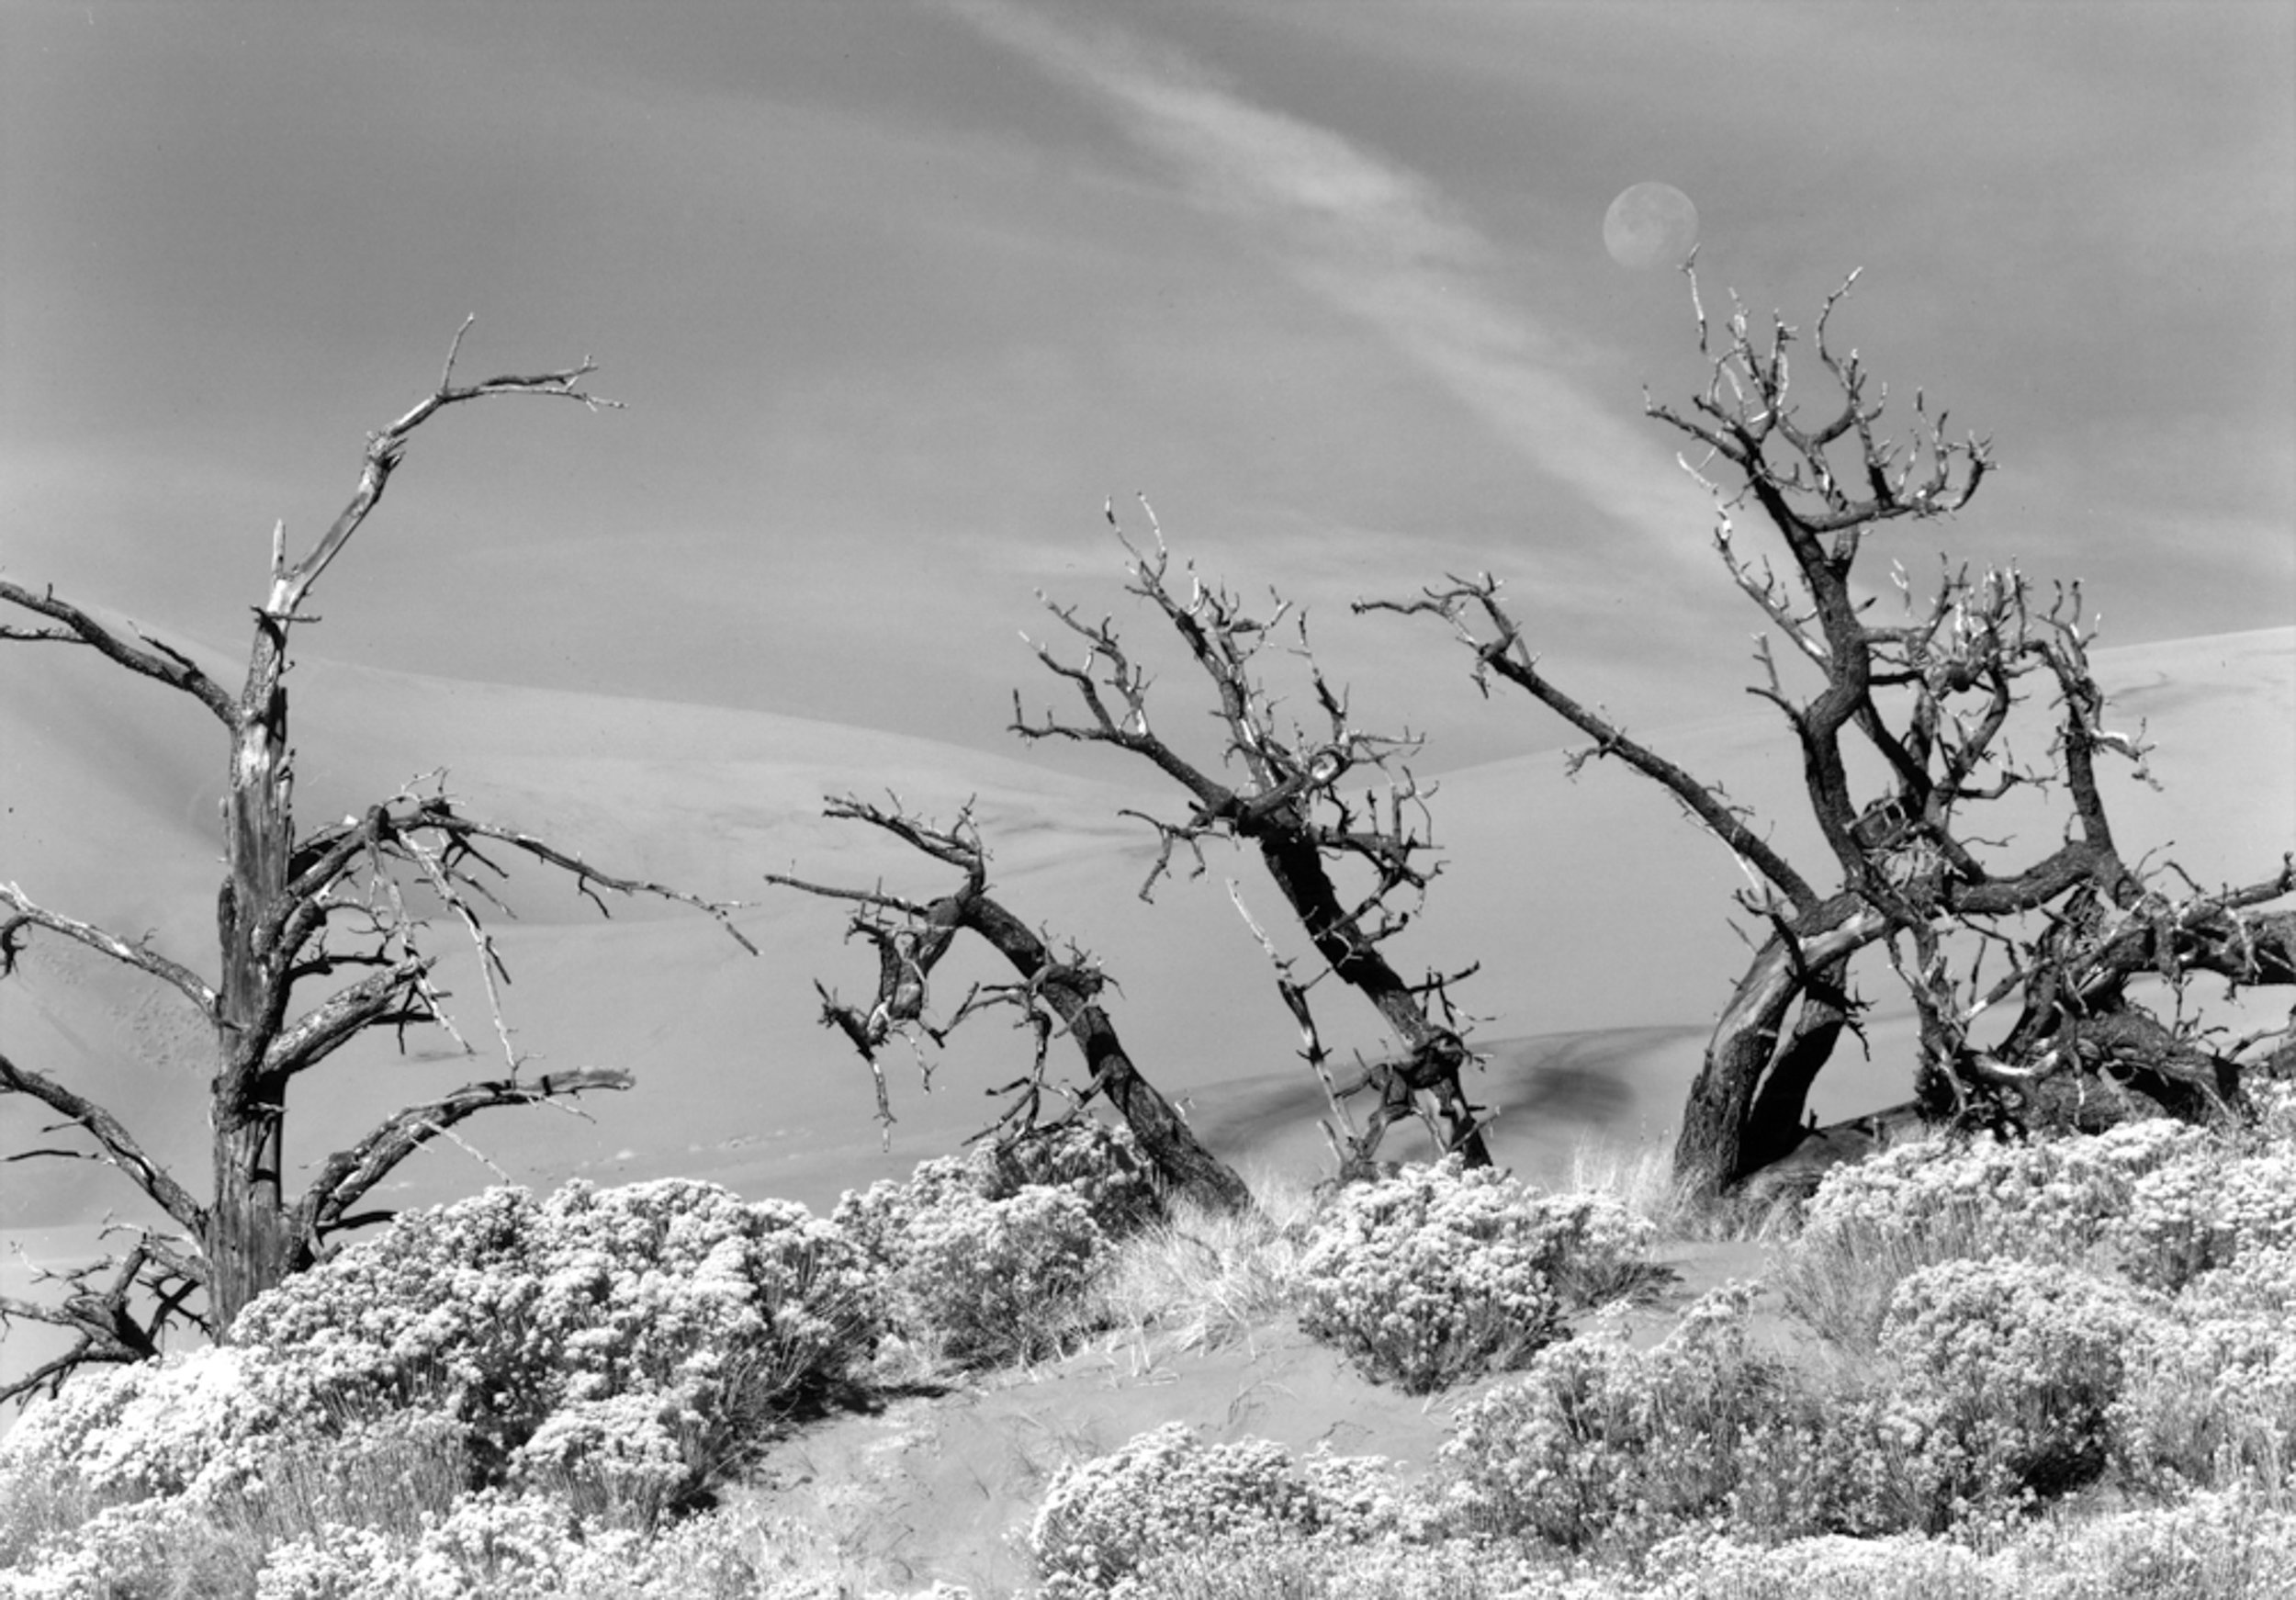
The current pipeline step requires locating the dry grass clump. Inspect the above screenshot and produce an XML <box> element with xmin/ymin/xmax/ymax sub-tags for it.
<box><xmin>1562</xmin><ymin>1133</ymin><xmax>1705</xmax><ymax>1240</ymax></box>
<box><xmin>1086</xmin><ymin>1159</ymin><xmax>1322</xmax><ymax>1356</ymax></box>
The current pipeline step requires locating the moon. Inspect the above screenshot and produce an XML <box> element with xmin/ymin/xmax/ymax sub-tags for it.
<box><xmin>1603</xmin><ymin>182</ymin><xmax>1699</xmax><ymax>270</ymax></box>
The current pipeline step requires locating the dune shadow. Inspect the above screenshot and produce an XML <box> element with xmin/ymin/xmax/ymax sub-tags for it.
<box><xmin>1187</xmin><ymin>1025</ymin><xmax>1706</xmax><ymax>1166</ymax></box>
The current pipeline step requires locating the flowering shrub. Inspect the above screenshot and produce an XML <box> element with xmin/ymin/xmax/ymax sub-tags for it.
<box><xmin>0</xmin><ymin>1179</ymin><xmax>884</xmax><ymax>1597</ymax></box>
<box><xmin>245</xmin><ymin>1490</ymin><xmax>839</xmax><ymax>1600</ymax></box>
<box><xmin>1436</xmin><ymin>1285</ymin><xmax>1896</xmax><ymax>1550</ymax></box>
<box><xmin>834</xmin><ymin>1119</ymin><xmax>1160</xmax><ymax>1263</ymax></box>
<box><xmin>0</xmin><ymin>1344</ymin><xmax>306</xmax><ymax>1510</ymax></box>
<box><xmin>834</xmin><ymin>1155</ymin><xmax>991</xmax><ymax>1273</ymax></box>
<box><xmin>2113</xmin><ymin>1145</ymin><xmax>2296</xmax><ymax>1290</ymax></box>
<box><xmin>1780</xmin><ymin>1121</ymin><xmax>2207</xmax><ymax>1347</ymax></box>
<box><xmin>1635</xmin><ymin>1527</ymin><xmax>1993</xmax><ymax>1600</ymax></box>
<box><xmin>1070</xmin><ymin>1532</ymin><xmax>1571</xmax><ymax>1600</ymax></box>
<box><xmin>1297</xmin><ymin>1443</ymin><xmax>1438</xmax><ymax>1545</ymax></box>
<box><xmin>1030</xmin><ymin>1423</ymin><xmax>1333</xmax><ymax>1598</ymax></box>
<box><xmin>1296</xmin><ymin>1159</ymin><xmax>1652</xmax><ymax>1392</ymax></box>
<box><xmin>832</xmin><ymin>1119</ymin><xmax>1159</xmax><ymax>1367</ymax></box>
<box><xmin>1877</xmin><ymin>1257</ymin><xmax>2160</xmax><ymax>1515</ymax></box>
<box><xmin>0</xmin><ymin>1444</ymin><xmax>874</xmax><ymax>1600</ymax></box>
<box><xmin>0</xmin><ymin>1494</ymin><xmax>213</xmax><ymax>1600</ymax></box>
<box><xmin>1796</xmin><ymin>1121</ymin><xmax>2203</xmax><ymax>1256</ymax></box>
<box><xmin>1081</xmin><ymin>1491</ymin><xmax>2296</xmax><ymax>1599</ymax></box>
<box><xmin>231</xmin><ymin>1177</ymin><xmax>878</xmax><ymax>1506</ymax></box>
<box><xmin>2009</xmin><ymin>1486</ymin><xmax>2296</xmax><ymax>1600</ymax></box>
<box><xmin>1635</xmin><ymin>1487</ymin><xmax>2296</xmax><ymax>1599</ymax></box>
<box><xmin>898</xmin><ymin>1184</ymin><xmax>1107</xmax><ymax>1365</ymax></box>
<box><xmin>979</xmin><ymin>1119</ymin><xmax>1165</xmax><ymax>1239</ymax></box>
<box><xmin>2120</xmin><ymin>1243</ymin><xmax>2296</xmax><ymax>1490</ymax></box>
<box><xmin>510</xmin><ymin>1393</ymin><xmax>691</xmax><ymax>1527</ymax></box>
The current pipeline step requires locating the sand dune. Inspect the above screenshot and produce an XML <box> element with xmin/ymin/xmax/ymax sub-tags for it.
<box><xmin>2</xmin><ymin>626</ymin><xmax>2289</xmax><ymax>1389</ymax></box>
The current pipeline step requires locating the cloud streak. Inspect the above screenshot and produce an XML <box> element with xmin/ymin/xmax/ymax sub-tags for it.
<box><xmin>951</xmin><ymin>0</ymin><xmax>1710</xmax><ymax>568</ymax></box>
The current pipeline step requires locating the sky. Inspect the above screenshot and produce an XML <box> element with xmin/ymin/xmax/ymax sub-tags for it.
<box><xmin>3</xmin><ymin>1</ymin><xmax>2291</xmax><ymax>774</ymax></box>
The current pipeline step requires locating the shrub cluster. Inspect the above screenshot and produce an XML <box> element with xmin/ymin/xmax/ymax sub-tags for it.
<box><xmin>1435</xmin><ymin>1284</ymin><xmax>1880</xmax><ymax>1551</ymax></box>
<box><xmin>0</xmin><ymin>1178</ymin><xmax>882</xmax><ymax>1597</ymax></box>
<box><xmin>17</xmin><ymin>1110</ymin><xmax>2296</xmax><ymax>1597</ymax></box>
<box><xmin>1039</xmin><ymin>1113</ymin><xmax>2296</xmax><ymax>1594</ymax></box>
<box><xmin>1034</xmin><ymin>1389</ymin><xmax>2296</xmax><ymax>1599</ymax></box>
<box><xmin>1029</xmin><ymin>1421</ymin><xmax>1424</xmax><ymax>1599</ymax></box>
<box><xmin>832</xmin><ymin>1117</ymin><xmax>1161</xmax><ymax>1366</ymax></box>
<box><xmin>231</xmin><ymin>1177</ymin><xmax>880</xmax><ymax>1511</ymax></box>
<box><xmin>1876</xmin><ymin>1258</ymin><xmax>2161</xmax><ymax>1511</ymax></box>
<box><xmin>1776</xmin><ymin>1119</ymin><xmax>2195</xmax><ymax>1346</ymax></box>
<box><xmin>1782</xmin><ymin>1113</ymin><xmax>2296</xmax><ymax>1341</ymax></box>
<box><xmin>1770</xmin><ymin>1116</ymin><xmax>2296</xmax><ymax>1503</ymax></box>
<box><xmin>1294</xmin><ymin>1158</ymin><xmax>1653</xmax><ymax>1392</ymax></box>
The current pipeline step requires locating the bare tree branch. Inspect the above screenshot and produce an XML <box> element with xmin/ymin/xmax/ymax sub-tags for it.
<box><xmin>0</xmin><ymin>1050</ymin><xmax>206</xmax><ymax>1230</ymax></box>
<box><xmin>294</xmin><ymin>1068</ymin><xmax>634</xmax><ymax>1246</ymax></box>
<box><xmin>266</xmin><ymin>321</ymin><xmax>618</xmax><ymax>625</ymax></box>
<box><xmin>766</xmin><ymin>794</ymin><xmax>1253</xmax><ymax>1212</ymax></box>
<box><xmin>1</xmin><ymin>883</ymin><xmax>220</xmax><ymax>1018</ymax></box>
<box><xmin>0</xmin><ymin>588</ymin><xmax>239</xmax><ymax>727</ymax></box>
<box><xmin>0</xmin><ymin>1232</ymin><xmax>208</xmax><ymax>1406</ymax></box>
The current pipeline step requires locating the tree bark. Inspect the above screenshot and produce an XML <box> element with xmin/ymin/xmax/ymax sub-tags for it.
<box><xmin>770</xmin><ymin>797</ymin><xmax>1255</xmax><ymax>1215</ymax></box>
<box><xmin>208</xmin><ymin>639</ymin><xmax>297</xmax><ymax>1332</ymax></box>
<box><xmin>1672</xmin><ymin>905</ymin><xmax>1889</xmax><ymax>1200</ymax></box>
<box><xmin>1250</xmin><ymin>827</ymin><xmax>1491</xmax><ymax>1168</ymax></box>
<box><xmin>964</xmin><ymin>896</ymin><xmax>1252</xmax><ymax>1213</ymax></box>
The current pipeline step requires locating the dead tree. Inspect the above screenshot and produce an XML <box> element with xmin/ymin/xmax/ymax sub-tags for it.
<box><xmin>1013</xmin><ymin>510</ymin><xmax>1491</xmax><ymax>1179</ymax></box>
<box><xmin>0</xmin><ymin>327</ymin><xmax>754</xmax><ymax>1401</ymax></box>
<box><xmin>1369</xmin><ymin>273</ymin><xmax>2295</xmax><ymax>1201</ymax></box>
<box><xmin>765</xmin><ymin>795</ymin><xmax>1252</xmax><ymax>1215</ymax></box>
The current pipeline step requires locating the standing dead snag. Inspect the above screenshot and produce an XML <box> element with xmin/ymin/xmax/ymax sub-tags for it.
<box><xmin>0</xmin><ymin>327</ymin><xmax>755</xmax><ymax>1401</ymax></box>
<box><xmin>765</xmin><ymin>795</ymin><xmax>1252</xmax><ymax>1215</ymax></box>
<box><xmin>1367</xmin><ymin>273</ymin><xmax>2295</xmax><ymax>1201</ymax></box>
<box><xmin>1013</xmin><ymin>512</ymin><xmax>1491</xmax><ymax>1179</ymax></box>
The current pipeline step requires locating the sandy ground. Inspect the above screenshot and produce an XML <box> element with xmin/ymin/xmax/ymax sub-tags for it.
<box><xmin>736</xmin><ymin>1235</ymin><xmax>1788</xmax><ymax>1595</ymax></box>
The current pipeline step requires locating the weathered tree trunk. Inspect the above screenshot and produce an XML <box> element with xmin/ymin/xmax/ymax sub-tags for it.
<box><xmin>1673</xmin><ymin>906</ymin><xmax>1888</xmax><ymax>1200</ymax></box>
<box><xmin>771</xmin><ymin>796</ymin><xmax>1255</xmax><ymax>1216</ymax></box>
<box><xmin>207</xmin><ymin>639</ymin><xmax>298</xmax><ymax>1333</ymax></box>
<box><xmin>1252</xmin><ymin>828</ymin><xmax>1491</xmax><ymax>1169</ymax></box>
<box><xmin>966</xmin><ymin>897</ymin><xmax>1251</xmax><ymax>1213</ymax></box>
<box><xmin>1742</xmin><ymin>964</ymin><xmax>1852</xmax><ymax>1168</ymax></box>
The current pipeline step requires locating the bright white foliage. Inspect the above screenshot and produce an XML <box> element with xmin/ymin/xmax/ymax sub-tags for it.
<box><xmin>1296</xmin><ymin>1157</ymin><xmax>1653</xmax><ymax>1392</ymax></box>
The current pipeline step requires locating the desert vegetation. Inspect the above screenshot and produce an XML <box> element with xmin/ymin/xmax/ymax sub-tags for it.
<box><xmin>7</xmin><ymin>1104</ymin><xmax>2296</xmax><ymax>1595</ymax></box>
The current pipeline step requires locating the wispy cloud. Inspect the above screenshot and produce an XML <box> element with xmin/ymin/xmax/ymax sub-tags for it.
<box><xmin>950</xmin><ymin>0</ymin><xmax>1709</xmax><ymax>565</ymax></box>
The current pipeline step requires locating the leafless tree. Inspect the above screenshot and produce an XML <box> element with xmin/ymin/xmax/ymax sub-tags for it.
<box><xmin>0</xmin><ymin>327</ymin><xmax>754</xmax><ymax>1401</ymax></box>
<box><xmin>765</xmin><ymin>794</ymin><xmax>1252</xmax><ymax>1214</ymax></box>
<box><xmin>1013</xmin><ymin>509</ymin><xmax>1491</xmax><ymax>1180</ymax></box>
<box><xmin>1369</xmin><ymin>272</ymin><xmax>2295</xmax><ymax>1201</ymax></box>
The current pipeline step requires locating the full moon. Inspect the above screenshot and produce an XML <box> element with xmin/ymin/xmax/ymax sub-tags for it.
<box><xmin>1603</xmin><ymin>182</ymin><xmax>1699</xmax><ymax>270</ymax></box>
